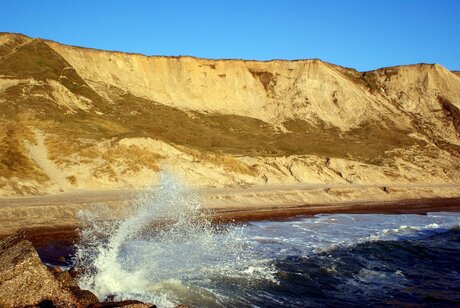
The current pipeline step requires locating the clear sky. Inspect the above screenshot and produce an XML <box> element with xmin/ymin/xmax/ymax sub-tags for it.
<box><xmin>1</xmin><ymin>0</ymin><xmax>459</xmax><ymax>71</ymax></box>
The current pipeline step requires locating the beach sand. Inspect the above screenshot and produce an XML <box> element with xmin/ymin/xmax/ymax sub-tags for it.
<box><xmin>0</xmin><ymin>183</ymin><xmax>459</xmax><ymax>245</ymax></box>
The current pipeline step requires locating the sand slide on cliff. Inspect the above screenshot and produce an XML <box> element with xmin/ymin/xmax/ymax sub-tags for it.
<box><xmin>24</xmin><ymin>130</ymin><xmax>71</xmax><ymax>192</ymax></box>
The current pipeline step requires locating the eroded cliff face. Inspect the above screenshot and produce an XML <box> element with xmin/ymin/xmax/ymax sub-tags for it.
<box><xmin>0</xmin><ymin>32</ymin><xmax>459</xmax><ymax>195</ymax></box>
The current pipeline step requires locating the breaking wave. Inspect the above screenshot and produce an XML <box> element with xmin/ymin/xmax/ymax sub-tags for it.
<box><xmin>72</xmin><ymin>172</ymin><xmax>460</xmax><ymax>307</ymax></box>
<box><xmin>73</xmin><ymin>172</ymin><xmax>275</xmax><ymax>307</ymax></box>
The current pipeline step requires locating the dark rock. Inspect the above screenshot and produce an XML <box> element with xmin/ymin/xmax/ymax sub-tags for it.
<box><xmin>0</xmin><ymin>233</ymin><xmax>99</xmax><ymax>307</ymax></box>
<box><xmin>51</xmin><ymin>269</ymin><xmax>80</xmax><ymax>288</ymax></box>
<box><xmin>50</xmin><ymin>266</ymin><xmax>64</xmax><ymax>273</ymax></box>
<box><xmin>89</xmin><ymin>300</ymin><xmax>156</xmax><ymax>307</ymax></box>
<box><xmin>68</xmin><ymin>286</ymin><xmax>100</xmax><ymax>307</ymax></box>
<box><xmin>104</xmin><ymin>294</ymin><xmax>117</xmax><ymax>302</ymax></box>
<box><xmin>0</xmin><ymin>232</ymin><xmax>156</xmax><ymax>307</ymax></box>
<box><xmin>68</xmin><ymin>266</ymin><xmax>86</xmax><ymax>279</ymax></box>
<box><xmin>37</xmin><ymin>299</ymin><xmax>56</xmax><ymax>308</ymax></box>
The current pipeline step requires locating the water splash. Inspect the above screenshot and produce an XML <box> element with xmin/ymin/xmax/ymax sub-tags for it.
<box><xmin>74</xmin><ymin>172</ymin><xmax>274</xmax><ymax>307</ymax></box>
<box><xmin>72</xmin><ymin>172</ymin><xmax>460</xmax><ymax>307</ymax></box>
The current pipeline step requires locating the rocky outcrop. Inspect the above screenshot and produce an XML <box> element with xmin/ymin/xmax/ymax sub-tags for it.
<box><xmin>89</xmin><ymin>300</ymin><xmax>156</xmax><ymax>308</ymax></box>
<box><xmin>0</xmin><ymin>232</ymin><xmax>99</xmax><ymax>307</ymax></box>
<box><xmin>0</xmin><ymin>232</ymin><xmax>165</xmax><ymax>307</ymax></box>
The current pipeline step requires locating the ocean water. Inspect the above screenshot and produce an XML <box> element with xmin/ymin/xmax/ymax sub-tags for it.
<box><xmin>38</xmin><ymin>174</ymin><xmax>460</xmax><ymax>307</ymax></box>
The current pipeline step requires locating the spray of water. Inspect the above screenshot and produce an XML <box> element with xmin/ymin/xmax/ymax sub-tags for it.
<box><xmin>74</xmin><ymin>172</ymin><xmax>274</xmax><ymax>307</ymax></box>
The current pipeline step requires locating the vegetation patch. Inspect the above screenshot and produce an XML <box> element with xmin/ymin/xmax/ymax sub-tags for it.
<box><xmin>101</xmin><ymin>143</ymin><xmax>164</xmax><ymax>173</ymax></box>
<box><xmin>66</xmin><ymin>175</ymin><xmax>77</xmax><ymax>185</ymax></box>
<box><xmin>177</xmin><ymin>146</ymin><xmax>257</xmax><ymax>176</ymax></box>
<box><xmin>0</xmin><ymin>33</ymin><xmax>29</xmax><ymax>57</ymax></box>
<box><xmin>282</xmin><ymin>118</ymin><xmax>419</xmax><ymax>164</ymax></box>
<box><xmin>0</xmin><ymin>119</ymin><xmax>48</xmax><ymax>181</ymax></box>
<box><xmin>92</xmin><ymin>164</ymin><xmax>117</xmax><ymax>180</ymax></box>
<box><xmin>0</xmin><ymin>40</ymin><xmax>104</xmax><ymax>105</ymax></box>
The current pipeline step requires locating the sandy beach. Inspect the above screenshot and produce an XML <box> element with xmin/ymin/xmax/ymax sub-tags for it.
<box><xmin>1</xmin><ymin>183</ymin><xmax>459</xmax><ymax>243</ymax></box>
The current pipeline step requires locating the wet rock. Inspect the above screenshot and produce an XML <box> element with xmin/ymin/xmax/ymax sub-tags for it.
<box><xmin>50</xmin><ymin>267</ymin><xmax>79</xmax><ymax>288</ymax></box>
<box><xmin>89</xmin><ymin>300</ymin><xmax>156</xmax><ymax>307</ymax></box>
<box><xmin>67</xmin><ymin>286</ymin><xmax>100</xmax><ymax>307</ymax></box>
<box><xmin>68</xmin><ymin>265</ymin><xmax>85</xmax><ymax>279</ymax></box>
<box><xmin>48</xmin><ymin>267</ymin><xmax>100</xmax><ymax>307</ymax></box>
<box><xmin>0</xmin><ymin>232</ymin><xmax>99</xmax><ymax>307</ymax></box>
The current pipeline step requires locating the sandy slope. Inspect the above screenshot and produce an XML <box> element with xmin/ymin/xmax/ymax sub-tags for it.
<box><xmin>24</xmin><ymin>130</ymin><xmax>71</xmax><ymax>192</ymax></box>
<box><xmin>0</xmin><ymin>33</ymin><xmax>459</xmax><ymax>202</ymax></box>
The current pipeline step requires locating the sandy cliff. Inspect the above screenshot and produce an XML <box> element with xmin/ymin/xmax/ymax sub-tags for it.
<box><xmin>0</xmin><ymin>32</ymin><xmax>459</xmax><ymax>196</ymax></box>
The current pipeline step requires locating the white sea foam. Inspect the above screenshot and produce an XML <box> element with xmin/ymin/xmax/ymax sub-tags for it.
<box><xmin>74</xmin><ymin>172</ymin><xmax>460</xmax><ymax>307</ymax></box>
<box><xmin>243</xmin><ymin>212</ymin><xmax>460</xmax><ymax>258</ymax></box>
<box><xmin>74</xmin><ymin>172</ymin><xmax>275</xmax><ymax>307</ymax></box>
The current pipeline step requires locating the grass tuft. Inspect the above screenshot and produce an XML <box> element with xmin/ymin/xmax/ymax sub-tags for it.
<box><xmin>177</xmin><ymin>146</ymin><xmax>258</xmax><ymax>176</ymax></box>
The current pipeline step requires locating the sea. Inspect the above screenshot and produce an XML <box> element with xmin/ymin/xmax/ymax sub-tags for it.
<box><xmin>37</xmin><ymin>173</ymin><xmax>460</xmax><ymax>307</ymax></box>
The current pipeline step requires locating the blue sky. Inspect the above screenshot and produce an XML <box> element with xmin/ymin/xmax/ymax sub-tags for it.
<box><xmin>1</xmin><ymin>0</ymin><xmax>459</xmax><ymax>71</ymax></box>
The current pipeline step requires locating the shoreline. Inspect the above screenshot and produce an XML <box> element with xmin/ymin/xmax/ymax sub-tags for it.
<box><xmin>0</xmin><ymin>183</ymin><xmax>459</xmax><ymax>244</ymax></box>
<box><xmin>211</xmin><ymin>197</ymin><xmax>460</xmax><ymax>222</ymax></box>
<box><xmin>16</xmin><ymin>196</ymin><xmax>460</xmax><ymax>248</ymax></box>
